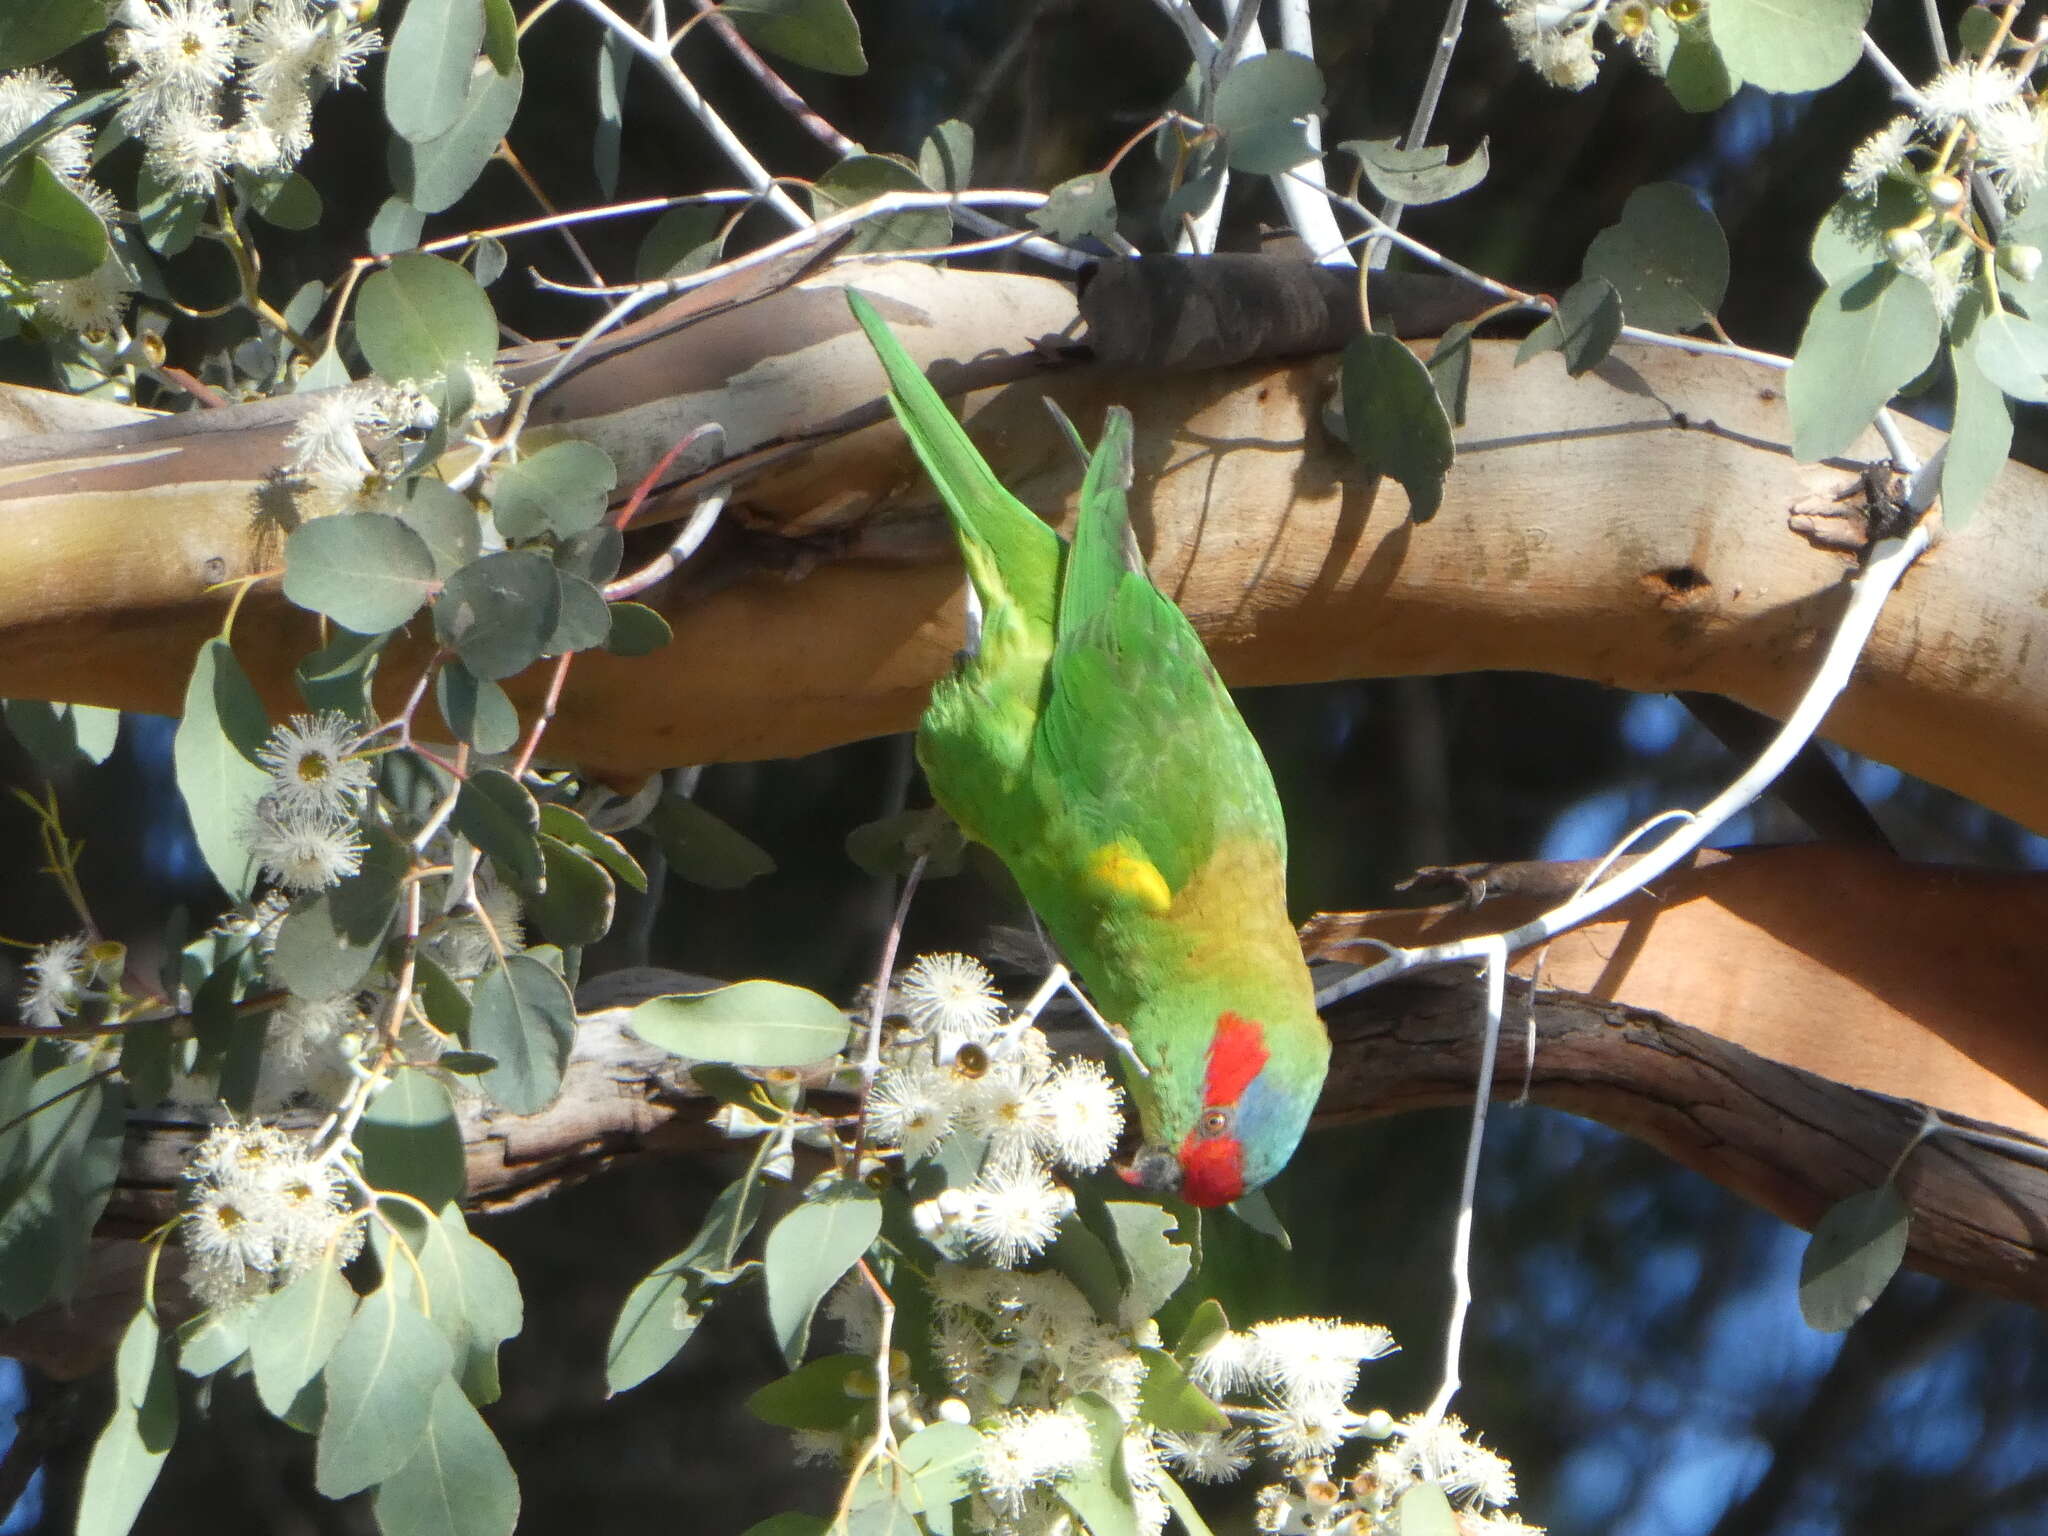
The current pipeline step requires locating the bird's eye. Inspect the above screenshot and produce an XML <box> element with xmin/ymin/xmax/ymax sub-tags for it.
<box><xmin>1198</xmin><ymin>1106</ymin><xmax>1232</xmax><ymax>1138</ymax></box>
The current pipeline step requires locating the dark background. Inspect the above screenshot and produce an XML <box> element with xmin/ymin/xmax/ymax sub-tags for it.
<box><xmin>6</xmin><ymin>1</ymin><xmax>2048</xmax><ymax>1532</ymax></box>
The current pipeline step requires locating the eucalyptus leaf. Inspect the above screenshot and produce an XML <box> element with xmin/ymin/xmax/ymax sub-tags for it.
<box><xmin>1799</xmin><ymin>1182</ymin><xmax>1910</xmax><ymax>1331</ymax></box>
<box><xmin>1105</xmin><ymin>1202</ymin><xmax>1192</xmax><ymax>1324</ymax></box>
<box><xmin>724</xmin><ymin>0</ymin><xmax>866</xmax><ymax>76</ymax></box>
<box><xmin>764</xmin><ymin>1185</ymin><xmax>882</xmax><ymax>1363</ymax></box>
<box><xmin>1710</xmin><ymin>0</ymin><xmax>1868</xmax><ymax>94</ymax></box>
<box><xmin>436</xmin><ymin>551</ymin><xmax>561</xmax><ymax>680</ymax></box>
<box><xmin>452</xmin><ymin>767</ymin><xmax>542</xmax><ymax>891</ymax></box>
<box><xmin>1211</xmin><ymin>50</ymin><xmax>1323</xmax><ymax>175</ymax></box>
<box><xmin>470</xmin><ymin>953</ymin><xmax>577</xmax><ymax>1114</ymax></box>
<box><xmin>369</xmin><ymin>195</ymin><xmax>425</xmax><ymax>256</ymax></box>
<box><xmin>1651</xmin><ymin>9</ymin><xmax>1738</xmax><ymax>111</ymax></box>
<box><xmin>283</xmin><ymin>514</ymin><xmax>437</xmax><ymax>635</ymax></box>
<box><xmin>1426</xmin><ymin>320</ymin><xmax>1475</xmax><ymax>426</ymax></box>
<box><xmin>1395</xmin><ymin>1481</ymin><xmax>1458</xmax><ymax>1536</ymax></box>
<box><xmin>0</xmin><ymin>153</ymin><xmax>106</xmax><ymax>279</ymax></box>
<box><xmin>172</xmin><ymin>637</ymin><xmax>270</xmax><ymax>899</ymax></box>
<box><xmin>812</xmin><ymin>154</ymin><xmax>948</xmax><ymax>251</ymax></box>
<box><xmin>78</xmin><ymin>1311</ymin><xmax>175</xmax><ymax>1536</ymax></box>
<box><xmin>628</xmin><ymin>979</ymin><xmax>853</xmax><ymax>1067</ymax></box>
<box><xmin>1060</xmin><ymin>1392</ymin><xmax>1138</xmax><ymax>1536</ymax></box>
<box><xmin>545</xmin><ymin>573</ymin><xmax>613</xmax><ymax>657</ymax></box>
<box><xmin>746</xmin><ymin>1353</ymin><xmax>869</xmax><ymax>1430</ymax></box>
<box><xmin>0</xmin><ymin>0</ymin><xmax>109</xmax><ymax>71</ymax></box>
<box><xmin>1136</xmin><ymin>1347</ymin><xmax>1229</xmax><ymax>1434</ymax></box>
<box><xmin>384</xmin><ymin>0</ymin><xmax>487</xmax><ymax>143</ymax></box>
<box><xmin>556</xmin><ymin>525</ymin><xmax>624</xmax><ymax>587</ymax></box>
<box><xmin>845</xmin><ymin>805</ymin><xmax>965</xmax><ymax>878</ymax></box>
<box><xmin>0</xmin><ymin>1059</ymin><xmax>122</xmax><ymax>1317</ymax></box>
<box><xmin>1942</xmin><ymin>343</ymin><xmax>2011</xmax><ymax>532</ymax></box>
<box><xmin>357</xmin><ymin>1067</ymin><xmax>467</xmax><ymax>1212</ymax></box>
<box><xmin>1344</xmin><ymin>137</ymin><xmax>1488</xmax><ymax>207</ymax></box>
<box><xmin>648</xmin><ymin>794</ymin><xmax>776</xmax><ymax>888</ymax></box>
<box><xmin>315</xmin><ymin>1277</ymin><xmax>455</xmax><ymax>1497</ymax></box>
<box><xmin>356</xmin><ymin>251</ymin><xmax>498</xmax><ymax>383</ymax></box>
<box><xmin>635</xmin><ymin>203</ymin><xmax>728</xmax><ymax>282</ymax></box>
<box><xmin>491</xmin><ymin>439</ymin><xmax>618</xmax><ymax>541</ymax></box>
<box><xmin>384</xmin><ymin>477</ymin><xmax>483</xmax><ymax>578</ymax></box>
<box><xmin>1583</xmin><ymin>181</ymin><xmax>1727</xmax><ymax>334</ymax></box>
<box><xmin>1340</xmin><ymin>331</ymin><xmax>1455</xmax><ymax>521</ymax></box>
<box><xmin>1787</xmin><ymin>264</ymin><xmax>1941</xmax><ymax>462</ymax></box>
<box><xmin>138</xmin><ymin>162</ymin><xmax>203</xmax><ymax>257</ymax></box>
<box><xmin>249</xmin><ymin>1263</ymin><xmax>357</xmax><ymax>1419</ymax></box>
<box><xmin>538</xmin><ymin>803</ymin><xmax>647</xmax><ymax>892</ymax></box>
<box><xmin>1030</xmin><ymin>174</ymin><xmax>1118</xmax><ymax>246</ymax></box>
<box><xmin>605</xmin><ymin>601</ymin><xmax>673</xmax><ymax>656</ymax></box>
<box><xmin>919</xmin><ymin>119</ymin><xmax>973</xmax><ymax>192</ymax></box>
<box><xmin>526</xmin><ymin>834</ymin><xmax>616</xmax><ymax>948</ymax></box>
<box><xmin>372</xmin><ymin>1375</ymin><xmax>520</xmax><ymax>1536</ymax></box>
<box><xmin>1514</xmin><ymin>275</ymin><xmax>1622</xmax><ymax>376</ymax></box>
<box><xmin>395</xmin><ymin>60</ymin><xmax>522</xmax><ymax>215</ymax></box>
<box><xmin>437</xmin><ymin>662</ymin><xmax>521</xmax><ymax>755</ymax></box>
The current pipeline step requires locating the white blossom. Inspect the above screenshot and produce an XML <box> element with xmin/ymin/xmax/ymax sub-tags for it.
<box><xmin>964</xmin><ymin>1160</ymin><xmax>1070</xmax><ymax>1268</ymax></box>
<box><xmin>976</xmin><ymin>1407</ymin><xmax>1093</xmax><ymax>1515</ymax></box>
<box><xmin>1371</xmin><ymin>1414</ymin><xmax>1519</xmax><ymax>1509</ymax></box>
<box><xmin>0</xmin><ymin>69</ymin><xmax>93</xmax><ymax>181</ymax></box>
<box><xmin>899</xmin><ymin>952</ymin><xmax>1004</xmax><ymax>1041</ymax></box>
<box><xmin>20</xmin><ymin>934</ymin><xmax>90</xmax><ymax>1030</ymax></box>
<box><xmin>1920</xmin><ymin>61</ymin><xmax>2026</xmax><ymax>131</ymax></box>
<box><xmin>114</xmin><ymin>0</ymin><xmax>239</xmax><ymax>129</ymax></box>
<box><xmin>257</xmin><ymin>710</ymin><xmax>376</xmax><ymax>818</ymax></box>
<box><xmin>1244</xmin><ymin>1394</ymin><xmax>1371</xmax><ymax>1462</ymax></box>
<box><xmin>180</xmin><ymin>1116</ymin><xmax>362</xmax><ymax>1309</ymax></box>
<box><xmin>1155</xmin><ymin>1427</ymin><xmax>1256</xmax><ymax>1484</ymax></box>
<box><xmin>34</xmin><ymin>254</ymin><xmax>139</xmax><ymax>337</ymax></box>
<box><xmin>866</xmin><ymin>1053</ymin><xmax>957</xmax><ymax>1161</ymax></box>
<box><xmin>1843</xmin><ymin>116</ymin><xmax>1918</xmax><ymax>197</ymax></box>
<box><xmin>1500</xmin><ymin>1</ymin><xmax>1603</xmax><ymax>92</ymax></box>
<box><xmin>1978</xmin><ymin>101</ymin><xmax>2048</xmax><ymax>199</ymax></box>
<box><xmin>1041</xmin><ymin>1057</ymin><xmax>1123</xmax><ymax>1172</ymax></box>
<box><xmin>246</xmin><ymin>795</ymin><xmax>364</xmax><ymax>892</ymax></box>
<box><xmin>1248</xmin><ymin>1317</ymin><xmax>1398</xmax><ymax>1406</ymax></box>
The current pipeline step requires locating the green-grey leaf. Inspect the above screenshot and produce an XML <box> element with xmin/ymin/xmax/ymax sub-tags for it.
<box><xmin>628</xmin><ymin>979</ymin><xmax>852</xmax><ymax>1067</ymax></box>
<box><xmin>1426</xmin><ymin>319</ymin><xmax>1475</xmax><ymax>426</ymax></box>
<box><xmin>438</xmin><ymin>662</ymin><xmax>521</xmax><ymax>754</ymax></box>
<box><xmin>1514</xmin><ymin>275</ymin><xmax>1622</xmax><ymax>376</ymax></box>
<box><xmin>1650</xmin><ymin>10</ymin><xmax>1739</xmax><ymax>112</ymax></box>
<box><xmin>138</xmin><ymin>162</ymin><xmax>204</xmax><ymax>257</ymax></box>
<box><xmin>526</xmin><ymin>833</ymin><xmax>615</xmax><ymax>947</ymax></box>
<box><xmin>1583</xmin><ymin>181</ymin><xmax>1727</xmax><ymax>334</ymax></box>
<box><xmin>724</xmin><ymin>0</ymin><xmax>866</xmax><ymax>76</ymax></box>
<box><xmin>1105</xmin><ymin>1202</ymin><xmax>1192</xmax><ymax>1323</ymax></box>
<box><xmin>384</xmin><ymin>477</ymin><xmax>483</xmax><ymax>578</ymax></box>
<box><xmin>249</xmin><ymin>1263</ymin><xmax>357</xmax><ymax>1419</ymax></box>
<box><xmin>172</xmin><ymin>637</ymin><xmax>269</xmax><ymax>898</ymax></box>
<box><xmin>648</xmin><ymin>794</ymin><xmax>775</xmax><ymax>888</ymax></box>
<box><xmin>634</xmin><ymin>204</ymin><xmax>728</xmax><ymax>282</ymax></box>
<box><xmin>451</xmin><ymin>767</ymin><xmax>542</xmax><ymax>889</ymax></box>
<box><xmin>1059</xmin><ymin>1392</ymin><xmax>1137</xmax><ymax>1536</ymax></box>
<box><xmin>0</xmin><ymin>153</ymin><xmax>106</xmax><ymax>279</ymax></box>
<box><xmin>78</xmin><ymin>1312</ymin><xmax>175</xmax><ymax>1536</ymax></box>
<box><xmin>1709</xmin><ymin>0</ymin><xmax>1868</xmax><ymax>94</ymax></box>
<box><xmin>1136</xmin><ymin>1347</ymin><xmax>1229</xmax><ymax>1434</ymax></box>
<box><xmin>372</xmin><ymin>1375</ymin><xmax>520</xmax><ymax>1536</ymax></box>
<box><xmin>1173</xmin><ymin>1298</ymin><xmax>1229</xmax><ymax>1360</ymax></box>
<box><xmin>436</xmin><ymin>551</ymin><xmax>560</xmax><ymax>680</ymax></box>
<box><xmin>811</xmin><ymin>155</ymin><xmax>948</xmax><ymax>252</ymax></box>
<box><xmin>1810</xmin><ymin>183</ymin><xmax>1918</xmax><ymax>285</ymax></box>
<box><xmin>1942</xmin><ymin>343</ymin><xmax>2011</xmax><ymax>532</ymax></box>
<box><xmin>604</xmin><ymin>601</ymin><xmax>672</xmax><ymax>656</ymax></box>
<box><xmin>544</xmin><ymin>572</ymin><xmax>612</xmax><ymax>657</ymax></box>
<box><xmin>385</xmin><ymin>0</ymin><xmax>486</xmax><ymax>143</ymax></box>
<box><xmin>844</xmin><ymin>805</ymin><xmax>965</xmax><ymax>878</ymax></box>
<box><xmin>369</xmin><ymin>195</ymin><xmax>425</xmax><ymax>256</ymax></box>
<box><xmin>1225</xmin><ymin>1186</ymin><xmax>1291</xmax><ymax>1248</ymax></box>
<box><xmin>356</xmin><ymin>250</ymin><xmax>498</xmax><ymax>383</ymax></box>
<box><xmin>470</xmin><ymin>952</ymin><xmax>576</xmax><ymax>1114</ymax></box>
<box><xmin>1030</xmin><ymin>174</ymin><xmax>1118</xmax><ymax>246</ymax></box>
<box><xmin>315</xmin><ymin>1278</ymin><xmax>455</xmax><ymax>1497</ymax></box>
<box><xmin>1344</xmin><ymin>137</ymin><xmax>1489</xmax><ymax>207</ymax></box>
<box><xmin>606</xmin><ymin>1258</ymin><xmax>709</xmax><ymax>1394</ymax></box>
<box><xmin>764</xmin><ymin>1185</ymin><xmax>882</xmax><ymax>1363</ymax></box>
<box><xmin>396</xmin><ymin>60</ymin><xmax>522</xmax><ymax>215</ymax></box>
<box><xmin>538</xmin><ymin>804</ymin><xmax>646</xmax><ymax>892</ymax></box>
<box><xmin>358</xmin><ymin>1067</ymin><xmax>468</xmax><ymax>1212</ymax></box>
<box><xmin>554</xmin><ymin>525</ymin><xmax>623</xmax><ymax>587</ymax></box>
<box><xmin>1395</xmin><ymin>1481</ymin><xmax>1458</xmax><ymax>1536</ymax></box>
<box><xmin>1340</xmin><ymin>331</ymin><xmax>1455</xmax><ymax>521</ymax></box>
<box><xmin>1787</xmin><ymin>264</ymin><xmax>1941</xmax><ymax>462</ymax></box>
<box><xmin>272</xmin><ymin>832</ymin><xmax>406</xmax><ymax>999</ymax></box>
<box><xmin>242</xmin><ymin>169</ymin><xmax>322</xmax><ymax>230</ymax></box>
<box><xmin>1799</xmin><ymin>1182</ymin><xmax>1910</xmax><ymax>1331</ymax></box>
<box><xmin>284</xmin><ymin>514</ymin><xmax>437</xmax><ymax>635</ymax></box>
<box><xmin>746</xmin><ymin>1353</ymin><xmax>869</xmax><ymax>1430</ymax></box>
<box><xmin>176</xmin><ymin>1307</ymin><xmax>250</xmax><ymax>1377</ymax></box>
<box><xmin>1212</xmin><ymin>49</ymin><xmax>1322</xmax><ymax>135</ymax></box>
<box><xmin>0</xmin><ymin>0</ymin><xmax>110</xmax><ymax>71</ymax></box>
<box><xmin>1964</xmin><ymin>300</ymin><xmax>2048</xmax><ymax>403</ymax></box>
<box><xmin>919</xmin><ymin>119</ymin><xmax>973</xmax><ymax>193</ymax></box>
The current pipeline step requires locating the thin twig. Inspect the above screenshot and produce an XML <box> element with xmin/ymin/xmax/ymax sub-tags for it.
<box><xmin>1372</xmin><ymin>0</ymin><xmax>1473</xmax><ymax>268</ymax></box>
<box><xmin>565</xmin><ymin>0</ymin><xmax>813</xmax><ymax>230</ymax></box>
<box><xmin>1920</xmin><ymin>0</ymin><xmax>1951</xmax><ymax>68</ymax></box>
<box><xmin>1861</xmin><ymin>31</ymin><xmax>1932</xmax><ymax>114</ymax></box>
<box><xmin>688</xmin><ymin>0</ymin><xmax>858</xmax><ymax>157</ymax></box>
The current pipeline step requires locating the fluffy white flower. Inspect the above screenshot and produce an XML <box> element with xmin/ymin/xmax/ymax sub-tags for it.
<box><xmin>247</xmin><ymin>796</ymin><xmax>364</xmax><ymax>892</ymax></box>
<box><xmin>1041</xmin><ymin>1057</ymin><xmax>1123</xmax><ymax>1172</ymax></box>
<box><xmin>1501</xmin><ymin>1</ymin><xmax>1603</xmax><ymax>92</ymax></box>
<box><xmin>1154</xmin><ymin>1426</ymin><xmax>1255</xmax><ymax>1484</ymax></box>
<box><xmin>142</xmin><ymin>96</ymin><xmax>232</xmax><ymax>194</ymax></box>
<box><xmin>0</xmin><ymin>68</ymin><xmax>93</xmax><ymax>181</ymax></box>
<box><xmin>959</xmin><ymin>1057</ymin><xmax>1059</xmax><ymax>1170</ymax></box>
<box><xmin>1979</xmin><ymin>102</ymin><xmax>2048</xmax><ymax>199</ymax></box>
<box><xmin>257</xmin><ymin>710</ymin><xmax>375</xmax><ymax>818</ymax></box>
<box><xmin>34</xmin><ymin>253</ymin><xmax>138</xmax><ymax>337</ymax></box>
<box><xmin>965</xmin><ymin>1160</ymin><xmax>1070</xmax><ymax>1268</ymax></box>
<box><xmin>866</xmin><ymin>1054</ymin><xmax>957</xmax><ymax>1161</ymax></box>
<box><xmin>899</xmin><ymin>952</ymin><xmax>1004</xmax><ymax>1041</ymax></box>
<box><xmin>1921</xmin><ymin>61</ymin><xmax>2026</xmax><ymax>130</ymax></box>
<box><xmin>976</xmin><ymin>1407</ymin><xmax>1093</xmax><ymax>1515</ymax></box>
<box><xmin>1843</xmin><ymin>116</ymin><xmax>1918</xmax><ymax>197</ymax></box>
<box><xmin>1186</xmin><ymin>1327</ymin><xmax>1261</xmax><ymax>1396</ymax></box>
<box><xmin>1248</xmin><ymin>1317</ymin><xmax>1397</xmax><ymax>1405</ymax></box>
<box><xmin>115</xmin><ymin>0</ymin><xmax>239</xmax><ymax>128</ymax></box>
<box><xmin>1244</xmin><ymin>1394</ymin><xmax>1370</xmax><ymax>1462</ymax></box>
<box><xmin>20</xmin><ymin>933</ymin><xmax>90</xmax><ymax>1030</ymax></box>
<box><xmin>1373</xmin><ymin>1414</ymin><xmax>1519</xmax><ymax>1509</ymax></box>
<box><xmin>230</xmin><ymin>81</ymin><xmax>313</xmax><ymax>172</ymax></box>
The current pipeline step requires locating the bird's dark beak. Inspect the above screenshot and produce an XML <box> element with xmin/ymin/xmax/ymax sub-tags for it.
<box><xmin>1118</xmin><ymin>1146</ymin><xmax>1182</xmax><ymax>1195</ymax></box>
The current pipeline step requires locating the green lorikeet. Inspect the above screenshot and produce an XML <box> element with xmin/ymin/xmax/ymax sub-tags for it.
<box><xmin>848</xmin><ymin>290</ymin><xmax>1329</xmax><ymax>1206</ymax></box>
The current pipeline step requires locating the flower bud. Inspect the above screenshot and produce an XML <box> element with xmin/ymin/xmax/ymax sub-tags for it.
<box><xmin>936</xmin><ymin>1398</ymin><xmax>972</xmax><ymax>1424</ymax></box>
<box><xmin>1999</xmin><ymin>242</ymin><xmax>2043</xmax><ymax>282</ymax></box>
<box><xmin>1885</xmin><ymin>226</ymin><xmax>1929</xmax><ymax>264</ymax></box>
<box><xmin>1927</xmin><ymin>174</ymin><xmax>1967</xmax><ymax>210</ymax></box>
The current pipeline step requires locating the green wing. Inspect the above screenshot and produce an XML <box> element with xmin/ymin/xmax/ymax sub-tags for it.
<box><xmin>1034</xmin><ymin>410</ymin><xmax>1288</xmax><ymax>896</ymax></box>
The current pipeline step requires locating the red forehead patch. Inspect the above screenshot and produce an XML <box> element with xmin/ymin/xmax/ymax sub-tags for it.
<box><xmin>1203</xmin><ymin>1012</ymin><xmax>1268</xmax><ymax>1107</ymax></box>
<box><xmin>1179</xmin><ymin>1132</ymin><xmax>1245</xmax><ymax>1207</ymax></box>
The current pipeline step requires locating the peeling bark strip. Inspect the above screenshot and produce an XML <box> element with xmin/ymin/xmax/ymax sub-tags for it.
<box><xmin>0</xmin><ymin>266</ymin><xmax>2041</xmax><ymax>826</ymax></box>
<box><xmin>11</xmin><ymin>962</ymin><xmax>2047</xmax><ymax>1380</ymax></box>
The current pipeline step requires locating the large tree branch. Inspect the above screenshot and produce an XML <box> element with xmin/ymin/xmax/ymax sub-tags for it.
<box><xmin>0</xmin><ymin>266</ymin><xmax>2044</xmax><ymax>832</ymax></box>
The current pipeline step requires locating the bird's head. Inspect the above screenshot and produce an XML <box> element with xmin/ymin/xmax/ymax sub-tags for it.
<box><xmin>1116</xmin><ymin>1009</ymin><xmax>1323</xmax><ymax>1207</ymax></box>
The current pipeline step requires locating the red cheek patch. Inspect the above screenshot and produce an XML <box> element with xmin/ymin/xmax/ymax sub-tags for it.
<box><xmin>1179</xmin><ymin>1132</ymin><xmax>1245</xmax><ymax>1207</ymax></box>
<box><xmin>1203</xmin><ymin>1012</ymin><xmax>1268</xmax><ymax>1107</ymax></box>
